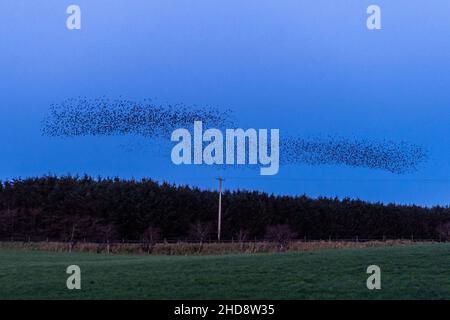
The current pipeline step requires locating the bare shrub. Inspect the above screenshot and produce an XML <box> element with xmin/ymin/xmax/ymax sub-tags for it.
<box><xmin>142</xmin><ymin>226</ymin><xmax>161</xmax><ymax>254</ymax></box>
<box><xmin>265</xmin><ymin>224</ymin><xmax>297</xmax><ymax>251</ymax></box>
<box><xmin>188</xmin><ymin>221</ymin><xmax>211</xmax><ymax>243</ymax></box>
<box><xmin>437</xmin><ymin>222</ymin><xmax>450</xmax><ymax>241</ymax></box>
<box><xmin>96</xmin><ymin>224</ymin><xmax>118</xmax><ymax>254</ymax></box>
<box><xmin>188</xmin><ymin>221</ymin><xmax>212</xmax><ymax>254</ymax></box>
<box><xmin>235</xmin><ymin>229</ymin><xmax>249</xmax><ymax>242</ymax></box>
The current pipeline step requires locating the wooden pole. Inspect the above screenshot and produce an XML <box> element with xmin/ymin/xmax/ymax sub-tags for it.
<box><xmin>217</xmin><ymin>177</ymin><xmax>223</xmax><ymax>242</ymax></box>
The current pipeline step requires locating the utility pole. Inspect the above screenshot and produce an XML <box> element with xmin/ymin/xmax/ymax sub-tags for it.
<box><xmin>217</xmin><ymin>177</ymin><xmax>224</xmax><ymax>242</ymax></box>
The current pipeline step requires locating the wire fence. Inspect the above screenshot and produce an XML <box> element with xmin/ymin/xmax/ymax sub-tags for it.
<box><xmin>0</xmin><ymin>236</ymin><xmax>446</xmax><ymax>244</ymax></box>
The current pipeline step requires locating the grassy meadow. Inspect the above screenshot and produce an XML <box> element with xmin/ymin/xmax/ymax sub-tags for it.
<box><xmin>0</xmin><ymin>243</ymin><xmax>449</xmax><ymax>299</ymax></box>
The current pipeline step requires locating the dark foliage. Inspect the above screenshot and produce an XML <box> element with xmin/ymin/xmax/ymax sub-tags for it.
<box><xmin>0</xmin><ymin>176</ymin><xmax>449</xmax><ymax>241</ymax></box>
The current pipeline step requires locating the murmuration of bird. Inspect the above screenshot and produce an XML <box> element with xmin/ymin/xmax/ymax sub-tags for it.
<box><xmin>42</xmin><ymin>97</ymin><xmax>428</xmax><ymax>174</ymax></box>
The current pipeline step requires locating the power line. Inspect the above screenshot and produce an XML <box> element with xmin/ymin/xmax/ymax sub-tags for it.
<box><xmin>152</xmin><ymin>175</ymin><xmax>450</xmax><ymax>183</ymax></box>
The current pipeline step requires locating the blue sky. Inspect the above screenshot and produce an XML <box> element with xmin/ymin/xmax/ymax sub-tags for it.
<box><xmin>1</xmin><ymin>0</ymin><xmax>450</xmax><ymax>206</ymax></box>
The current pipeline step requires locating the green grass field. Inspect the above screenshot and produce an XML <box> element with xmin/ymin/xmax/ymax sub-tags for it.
<box><xmin>1</xmin><ymin>244</ymin><xmax>449</xmax><ymax>299</ymax></box>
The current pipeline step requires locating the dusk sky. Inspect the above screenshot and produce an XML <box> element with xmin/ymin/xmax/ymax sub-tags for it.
<box><xmin>2</xmin><ymin>0</ymin><xmax>450</xmax><ymax>206</ymax></box>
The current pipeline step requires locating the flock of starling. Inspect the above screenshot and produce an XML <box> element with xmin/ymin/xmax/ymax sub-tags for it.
<box><xmin>42</xmin><ymin>97</ymin><xmax>232</xmax><ymax>138</ymax></box>
<box><xmin>281</xmin><ymin>136</ymin><xmax>427</xmax><ymax>174</ymax></box>
<box><xmin>42</xmin><ymin>97</ymin><xmax>428</xmax><ymax>174</ymax></box>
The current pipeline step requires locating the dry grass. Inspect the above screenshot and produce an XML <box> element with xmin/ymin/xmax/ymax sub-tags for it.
<box><xmin>0</xmin><ymin>239</ymin><xmax>424</xmax><ymax>255</ymax></box>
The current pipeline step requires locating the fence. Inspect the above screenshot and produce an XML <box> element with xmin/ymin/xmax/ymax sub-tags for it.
<box><xmin>0</xmin><ymin>236</ymin><xmax>445</xmax><ymax>245</ymax></box>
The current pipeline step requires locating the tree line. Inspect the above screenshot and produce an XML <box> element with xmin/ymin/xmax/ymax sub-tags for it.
<box><xmin>0</xmin><ymin>176</ymin><xmax>449</xmax><ymax>242</ymax></box>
